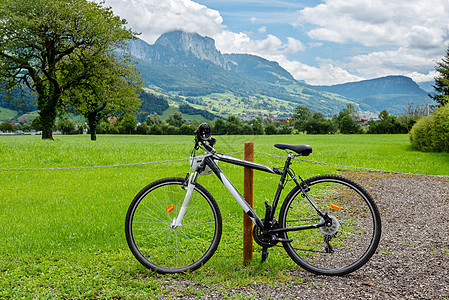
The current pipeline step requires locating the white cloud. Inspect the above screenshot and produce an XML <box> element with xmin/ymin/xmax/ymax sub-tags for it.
<box><xmin>295</xmin><ymin>0</ymin><xmax>449</xmax><ymax>83</ymax></box>
<box><xmin>258</xmin><ymin>26</ymin><xmax>267</xmax><ymax>33</ymax></box>
<box><xmin>337</xmin><ymin>47</ymin><xmax>440</xmax><ymax>81</ymax></box>
<box><xmin>298</xmin><ymin>0</ymin><xmax>449</xmax><ymax>50</ymax></box>
<box><xmin>103</xmin><ymin>0</ymin><xmax>224</xmax><ymax>44</ymax></box>
<box><xmin>103</xmin><ymin>0</ymin><xmax>305</xmax><ymax>57</ymax></box>
<box><xmin>271</xmin><ymin>55</ymin><xmax>364</xmax><ymax>85</ymax></box>
<box><xmin>406</xmin><ymin>71</ymin><xmax>438</xmax><ymax>83</ymax></box>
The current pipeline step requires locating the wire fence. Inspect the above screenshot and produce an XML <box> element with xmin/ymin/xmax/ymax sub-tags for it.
<box><xmin>1</xmin><ymin>150</ymin><xmax>448</xmax><ymax>179</ymax></box>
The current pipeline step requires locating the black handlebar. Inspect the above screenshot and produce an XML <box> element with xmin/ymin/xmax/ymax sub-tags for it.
<box><xmin>194</xmin><ymin>123</ymin><xmax>216</xmax><ymax>152</ymax></box>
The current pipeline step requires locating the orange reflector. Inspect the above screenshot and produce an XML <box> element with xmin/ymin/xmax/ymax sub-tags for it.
<box><xmin>165</xmin><ymin>204</ymin><xmax>175</xmax><ymax>213</ymax></box>
<box><xmin>330</xmin><ymin>203</ymin><xmax>341</xmax><ymax>210</ymax></box>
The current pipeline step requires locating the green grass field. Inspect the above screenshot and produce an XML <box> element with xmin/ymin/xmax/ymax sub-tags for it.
<box><xmin>1</xmin><ymin>134</ymin><xmax>448</xmax><ymax>299</ymax></box>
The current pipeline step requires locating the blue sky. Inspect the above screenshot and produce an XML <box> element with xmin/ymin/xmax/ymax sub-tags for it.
<box><xmin>102</xmin><ymin>0</ymin><xmax>449</xmax><ymax>85</ymax></box>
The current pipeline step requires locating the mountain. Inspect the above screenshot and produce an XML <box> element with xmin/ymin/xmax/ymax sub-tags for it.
<box><xmin>127</xmin><ymin>31</ymin><xmax>432</xmax><ymax>119</ymax></box>
<box><xmin>318</xmin><ymin>76</ymin><xmax>432</xmax><ymax>114</ymax></box>
<box><xmin>127</xmin><ymin>31</ymin><xmax>364</xmax><ymax>119</ymax></box>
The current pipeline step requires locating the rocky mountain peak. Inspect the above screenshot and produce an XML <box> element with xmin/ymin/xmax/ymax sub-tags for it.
<box><xmin>155</xmin><ymin>31</ymin><xmax>228</xmax><ymax>68</ymax></box>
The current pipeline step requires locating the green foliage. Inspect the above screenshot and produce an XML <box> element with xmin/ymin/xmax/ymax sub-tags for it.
<box><xmin>145</xmin><ymin>113</ymin><xmax>163</xmax><ymax>126</ymax></box>
<box><xmin>137</xmin><ymin>91</ymin><xmax>169</xmax><ymax>122</ymax></box>
<box><xmin>135</xmin><ymin>122</ymin><xmax>149</xmax><ymax>135</ymax></box>
<box><xmin>31</xmin><ymin>115</ymin><xmax>42</xmax><ymax>131</ymax></box>
<box><xmin>166</xmin><ymin>111</ymin><xmax>186</xmax><ymax>128</ymax></box>
<box><xmin>399</xmin><ymin>103</ymin><xmax>429</xmax><ymax>131</ymax></box>
<box><xmin>264</xmin><ymin>123</ymin><xmax>278</xmax><ymax>135</ymax></box>
<box><xmin>0</xmin><ymin>0</ymin><xmax>138</xmax><ymax>139</ymax></box>
<box><xmin>337</xmin><ymin>104</ymin><xmax>361</xmax><ymax>134</ymax></box>
<box><xmin>248</xmin><ymin>117</ymin><xmax>264</xmax><ymax>135</ymax></box>
<box><xmin>368</xmin><ymin>110</ymin><xmax>408</xmax><ymax>134</ymax></box>
<box><xmin>225</xmin><ymin>116</ymin><xmax>244</xmax><ymax>135</ymax></box>
<box><xmin>410</xmin><ymin>104</ymin><xmax>449</xmax><ymax>152</ymax></box>
<box><xmin>0</xmin><ymin>120</ymin><xmax>15</xmax><ymax>132</ymax></box>
<box><xmin>0</xmin><ymin>89</ymin><xmax>37</xmax><ymax>114</ymax></box>
<box><xmin>429</xmin><ymin>46</ymin><xmax>449</xmax><ymax>107</ymax></box>
<box><xmin>148</xmin><ymin>124</ymin><xmax>162</xmax><ymax>135</ymax></box>
<box><xmin>213</xmin><ymin>118</ymin><xmax>226</xmax><ymax>135</ymax></box>
<box><xmin>57</xmin><ymin>118</ymin><xmax>76</xmax><ymax>135</ymax></box>
<box><xmin>119</xmin><ymin>114</ymin><xmax>138</xmax><ymax>134</ymax></box>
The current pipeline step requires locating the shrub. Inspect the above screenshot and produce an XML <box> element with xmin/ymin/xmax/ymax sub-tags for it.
<box><xmin>264</xmin><ymin>123</ymin><xmax>278</xmax><ymax>135</ymax></box>
<box><xmin>148</xmin><ymin>124</ymin><xmax>162</xmax><ymax>135</ymax></box>
<box><xmin>431</xmin><ymin>104</ymin><xmax>449</xmax><ymax>152</ymax></box>
<box><xmin>410</xmin><ymin>104</ymin><xmax>449</xmax><ymax>152</ymax></box>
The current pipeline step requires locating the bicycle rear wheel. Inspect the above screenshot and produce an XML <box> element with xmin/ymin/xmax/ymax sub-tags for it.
<box><xmin>279</xmin><ymin>175</ymin><xmax>381</xmax><ymax>276</ymax></box>
<box><xmin>125</xmin><ymin>177</ymin><xmax>222</xmax><ymax>274</ymax></box>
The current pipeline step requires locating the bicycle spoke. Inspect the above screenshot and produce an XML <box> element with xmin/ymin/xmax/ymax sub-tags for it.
<box><xmin>280</xmin><ymin>175</ymin><xmax>381</xmax><ymax>275</ymax></box>
<box><xmin>125</xmin><ymin>178</ymin><xmax>222</xmax><ymax>273</ymax></box>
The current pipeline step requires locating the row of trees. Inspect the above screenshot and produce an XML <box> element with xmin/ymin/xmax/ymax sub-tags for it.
<box><xmin>290</xmin><ymin>103</ymin><xmax>426</xmax><ymax>135</ymax></box>
<box><xmin>27</xmin><ymin>101</ymin><xmax>422</xmax><ymax>137</ymax></box>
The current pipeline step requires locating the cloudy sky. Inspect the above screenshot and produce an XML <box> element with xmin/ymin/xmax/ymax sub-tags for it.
<box><xmin>101</xmin><ymin>0</ymin><xmax>449</xmax><ymax>85</ymax></box>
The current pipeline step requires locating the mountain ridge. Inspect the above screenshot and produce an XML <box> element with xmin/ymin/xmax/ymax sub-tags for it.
<box><xmin>127</xmin><ymin>31</ymin><xmax>432</xmax><ymax>118</ymax></box>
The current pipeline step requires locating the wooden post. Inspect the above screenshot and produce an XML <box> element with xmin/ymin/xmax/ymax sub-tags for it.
<box><xmin>243</xmin><ymin>142</ymin><xmax>254</xmax><ymax>266</ymax></box>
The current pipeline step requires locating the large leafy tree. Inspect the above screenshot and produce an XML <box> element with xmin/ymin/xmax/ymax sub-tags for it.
<box><xmin>0</xmin><ymin>0</ymin><xmax>138</xmax><ymax>139</ymax></box>
<box><xmin>430</xmin><ymin>47</ymin><xmax>449</xmax><ymax>107</ymax></box>
<box><xmin>62</xmin><ymin>50</ymin><xmax>142</xmax><ymax>141</ymax></box>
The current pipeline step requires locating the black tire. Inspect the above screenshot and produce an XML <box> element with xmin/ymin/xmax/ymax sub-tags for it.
<box><xmin>279</xmin><ymin>175</ymin><xmax>381</xmax><ymax>276</ymax></box>
<box><xmin>125</xmin><ymin>177</ymin><xmax>222</xmax><ymax>274</ymax></box>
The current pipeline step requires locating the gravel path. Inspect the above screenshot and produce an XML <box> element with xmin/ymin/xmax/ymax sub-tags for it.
<box><xmin>163</xmin><ymin>173</ymin><xmax>449</xmax><ymax>299</ymax></box>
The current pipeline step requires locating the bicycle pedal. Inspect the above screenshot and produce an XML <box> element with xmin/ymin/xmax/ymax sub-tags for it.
<box><xmin>272</xmin><ymin>236</ymin><xmax>293</xmax><ymax>243</ymax></box>
<box><xmin>261</xmin><ymin>247</ymin><xmax>269</xmax><ymax>262</ymax></box>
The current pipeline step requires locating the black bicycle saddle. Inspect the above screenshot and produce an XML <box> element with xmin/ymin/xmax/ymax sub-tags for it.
<box><xmin>274</xmin><ymin>143</ymin><xmax>313</xmax><ymax>156</ymax></box>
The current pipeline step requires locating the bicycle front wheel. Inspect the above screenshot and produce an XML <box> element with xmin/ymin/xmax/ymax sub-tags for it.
<box><xmin>279</xmin><ymin>175</ymin><xmax>381</xmax><ymax>276</ymax></box>
<box><xmin>125</xmin><ymin>177</ymin><xmax>222</xmax><ymax>274</ymax></box>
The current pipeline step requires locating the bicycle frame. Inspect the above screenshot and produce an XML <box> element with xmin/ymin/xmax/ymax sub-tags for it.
<box><xmin>172</xmin><ymin>150</ymin><xmax>328</xmax><ymax>234</ymax></box>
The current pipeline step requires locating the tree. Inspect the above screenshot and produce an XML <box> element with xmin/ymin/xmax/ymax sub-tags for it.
<box><xmin>0</xmin><ymin>0</ymin><xmax>137</xmax><ymax>139</ymax></box>
<box><xmin>249</xmin><ymin>117</ymin><xmax>264</xmax><ymax>135</ymax></box>
<box><xmin>399</xmin><ymin>103</ymin><xmax>428</xmax><ymax>131</ymax></box>
<box><xmin>264</xmin><ymin>123</ymin><xmax>278</xmax><ymax>135</ymax></box>
<box><xmin>31</xmin><ymin>116</ymin><xmax>42</xmax><ymax>131</ymax></box>
<box><xmin>213</xmin><ymin>119</ymin><xmax>226</xmax><ymax>135</ymax></box>
<box><xmin>0</xmin><ymin>121</ymin><xmax>15</xmax><ymax>132</ymax></box>
<box><xmin>430</xmin><ymin>46</ymin><xmax>449</xmax><ymax>107</ymax></box>
<box><xmin>410</xmin><ymin>103</ymin><xmax>449</xmax><ymax>152</ymax></box>
<box><xmin>119</xmin><ymin>114</ymin><xmax>137</xmax><ymax>134</ymax></box>
<box><xmin>338</xmin><ymin>104</ymin><xmax>361</xmax><ymax>134</ymax></box>
<box><xmin>368</xmin><ymin>110</ymin><xmax>407</xmax><ymax>134</ymax></box>
<box><xmin>58</xmin><ymin>118</ymin><xmax>76</xmax><ymax>135</ymax></box>
<box><xmin>225</xmin><ymin>116</ymin><xmax>243</xmax><ymax>135</ymax></box>
<box><xmin>292</xmin><ymin>105</ymin><xmax>312</xmax><ymax>133</ymax></box>
<box><xmin>167</xmin><ymin>112</ymin><xmax>186</xmax><ymax>128</ymax></box>
<box><xmin>62</xmin><ymin>52</ymin><xmax>142</xmax><ymax>140</ymax></box>
<box><xmin>303</xmin><ymin>112</ymin><xmax>337</xmax><ymax>134</ymax></box>
<box><xmin>146</xmin><ymin>113</ymin><xmax>163</xmax><ymax>127</ymax></box>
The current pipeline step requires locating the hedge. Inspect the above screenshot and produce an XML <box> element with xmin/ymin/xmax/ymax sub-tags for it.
<box><xmin>410</xmin><ymin>104</ymin><xmax>449</xmax><ymax>152</ymax></box>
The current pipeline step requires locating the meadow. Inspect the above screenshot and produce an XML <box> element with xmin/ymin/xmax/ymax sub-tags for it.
<box><xmin>1</xmin><ymin>134</ymin><xmax>448</xmax><ymax>299</ymax></box>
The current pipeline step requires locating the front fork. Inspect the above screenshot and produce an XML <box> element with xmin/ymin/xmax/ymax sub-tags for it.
<box><xmin>170</xmin><ymin>172</ymin><xmax>198</xmax><ymax>229</ymax></box>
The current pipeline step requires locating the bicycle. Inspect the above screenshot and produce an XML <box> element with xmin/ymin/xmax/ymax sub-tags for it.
<box><xmin>125</xmin><ymin>123</ymin><xmax>382</xmax><ymax>276</ymax></box>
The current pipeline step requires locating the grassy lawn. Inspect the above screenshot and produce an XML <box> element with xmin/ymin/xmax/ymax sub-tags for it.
<box><xmin>1</xmin><ymin>134</ymin><xmax>448</xmax><ymax>298</ymax></box>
